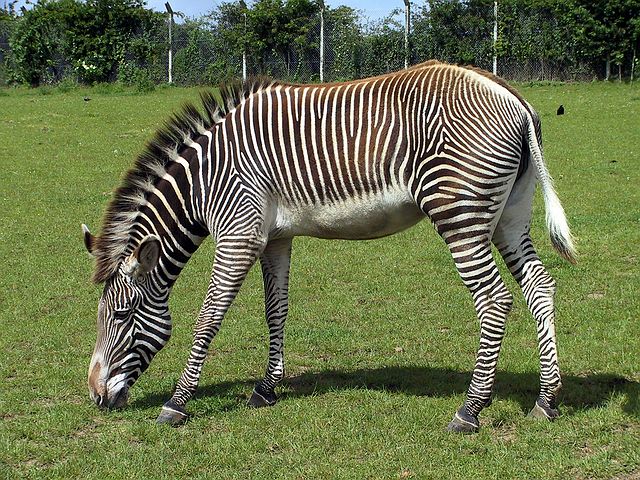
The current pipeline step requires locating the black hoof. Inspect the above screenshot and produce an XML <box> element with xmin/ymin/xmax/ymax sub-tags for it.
<box><xmin>447</xmin><ymin>408</ymin><xmax>479</xmax><ymax>433</ymax></box>
<box><xmin>528</xmin><ymin>399</ymin><xmax>560</xmax><ymax>421</ymax></box>
<box><xmin>156</xmin><ymin>400</ymin><xmax>189</xmax><ymax>427</ymax></box>
<box><xmin>247</xmin><ymin>383</ymin><xmax>277</xmax><ymax>408</ymax></box>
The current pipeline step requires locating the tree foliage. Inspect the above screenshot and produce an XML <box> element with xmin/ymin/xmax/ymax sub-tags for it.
<box><xmin>4</xmin><ymin>0</ymin><xmax>640</xmax><ymax>86</ymax></box>
<box><xmin>489</xmin><ymin>0</ymin><xmax>639</xmax><ymax>79</ymax></box>
<box><xmin>410</xmin><ymin>0</ymin><xmax>640</xmax><ymax>80</ymax></box>
<box><xmin>413</xmin><ymin>0</ymin><xmax>493</xmax><ymax>67</ymax></box>
<box><xmin>0</xmin><ymin>4</ymin><xmax>18</xmax><ymax>85</ymax></box>
<box><xmin>211</xmin><ymin>0</ymin><xmax>320</xmax><ymax>77</ymax></box>
<box><xmin>324</xmin><ymin>6</ymin><xmax>361</xmax><ymax>81</ymax></box>
<box><xmin>9</xmin><ymin>0</ymin><xmax>161</xmax><ymax>85</ymax></box>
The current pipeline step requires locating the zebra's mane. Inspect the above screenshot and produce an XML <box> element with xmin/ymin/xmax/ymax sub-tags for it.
<box><xmin>90</xmin><ymin>77</ymin><xmax>278</xmax><ymax>284</ymax></box>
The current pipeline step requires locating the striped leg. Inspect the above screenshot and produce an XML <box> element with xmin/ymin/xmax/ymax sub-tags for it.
<box><xmin>520</xmin><ymin>254</ymin><xmax>561</xmax><ymax>420</ymax></box>
<box><xmin>248</xmin><ymin>238</ymin><xmax>292</xmax><ymax>408</ymax></box>
<box><xmin>157</xmin><ymin>234</ymin><xmax>265</xmax><ymax>425</ymax></box>
<box><xmin>447</xmin><ymin>243</ymin><xmax>513</xmax><ymax>433</ymax></box>
<box><xmin>493</xmin><ymin>167</ymin><xmax>562</xmax><ymax>420</ymax></box>
<box><xmin>497</xmin><ymin>238</ymin><xmax>561</xmax><ymax>419</ymax></box>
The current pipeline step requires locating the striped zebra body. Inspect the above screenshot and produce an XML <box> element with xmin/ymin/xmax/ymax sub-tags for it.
<box><xmin>84</xmin><ymin>61</ymin><xmax>575</xmax><ymax>432</ymax></box>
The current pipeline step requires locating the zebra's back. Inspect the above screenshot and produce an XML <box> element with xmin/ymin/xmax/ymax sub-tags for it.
<box><xmin>223</xmin><ymin>61</ymin><xmax>531</xmax><ymax>240</ymax></box>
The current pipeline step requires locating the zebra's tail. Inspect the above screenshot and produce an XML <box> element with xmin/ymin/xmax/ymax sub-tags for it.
<box><xmin>525</xmin><ymin>113</ymin><xmax>577</xmax><ymax>264</ymax></box>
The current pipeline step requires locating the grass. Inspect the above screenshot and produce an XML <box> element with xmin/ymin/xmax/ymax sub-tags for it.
<box><xmin>0</xmin><ymin>81</ymin><xmax>638</xmax><ymax>479</ymax></box>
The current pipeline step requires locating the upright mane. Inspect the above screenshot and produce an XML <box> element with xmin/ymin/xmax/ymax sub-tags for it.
<box><xmin>90</xmin><ymin>77</ymin><xmax>278</xmax><ymax>283</ymax></box>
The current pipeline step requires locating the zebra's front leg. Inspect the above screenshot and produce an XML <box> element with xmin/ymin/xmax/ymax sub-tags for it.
<box><xmin>447</xmin><ymin>246</ymin><xmax>513</xmax><ymax>433</ymax></box>
<box><xmin>248</xmin><ymin>238</ymin><xmax>292</xmax><ymax>408</ymax></box>
<box><xmin>157</xmin><ymin>236</ymin><xmax>264</xmax><ymax>426</ymax></box>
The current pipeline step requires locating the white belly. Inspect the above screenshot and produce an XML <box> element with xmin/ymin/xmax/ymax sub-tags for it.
<box><xmin>270</xmin><ymin>187</ymin><xmax>424</xmax><ymax>240</ymax></box>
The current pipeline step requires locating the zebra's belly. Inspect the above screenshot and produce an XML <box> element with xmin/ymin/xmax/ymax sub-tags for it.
<box><xmin>271</xmin><ymin>188</ymin><xmax>425</xmax><ymax>240</ymax></box>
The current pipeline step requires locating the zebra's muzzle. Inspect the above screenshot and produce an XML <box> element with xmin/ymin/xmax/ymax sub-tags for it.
<box><xmin>88</xmin><ymin>361</ymin><xmax>130</xmax><ymax>410</ymax></box>
<box><xmin>106</xmin><ymin>387</ymin><xmax>129</xmax><ymax>409</ymax></box>
<box><xmin>92</xmin><ymin>386</ymin><xmax>129</xmax><ymax>410</ymax></box>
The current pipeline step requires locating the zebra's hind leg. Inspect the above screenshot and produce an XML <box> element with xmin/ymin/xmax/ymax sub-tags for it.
<box><xmin>493</xmin><ymin>167</ymin><xmax>562</xmax><ymax>421</ymax></box>
<box><xmin>248</xmin><ymin>238</ymin><xmax>293</xmax><ymax>408</ymax></box>
<box><xmin>446</xmin><ymin>243</ymin><xmax>514</xmax><ymax>433</ymax></box>
<box><xmin>157</xmin><ymin>234</ymin><xmax>266</xmax><ymax>426</ymax></box>
<box><xmin>495</xmin><ymin>232</ymin><xmax>562</xmax><ymax>421</ymax></box>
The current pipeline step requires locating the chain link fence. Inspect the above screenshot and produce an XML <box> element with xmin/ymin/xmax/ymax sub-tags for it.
<box><xmin>147</xmin><ymin>2</ymin><xmax>598</xmax><ymax>86</ymax></box>
<box><xmin>0</xmin><ymin>13</ymin><xmax>13</xmax><ymax>83</ymax></box>
<box><xmin>2</xmin><ymin>1</ymin><xmax>609</xmax><ymax>87</ymax></box>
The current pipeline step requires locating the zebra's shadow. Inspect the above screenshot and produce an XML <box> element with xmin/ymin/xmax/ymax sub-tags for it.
<box><xmin>284</xmin><ymin>367</ymin><xmax>638</xmax><ymax>418</ymax></box>
<box><xmin>131</xmin><ymin>366</ymin><xmax>639</xmax><ymax>419</ymax></box>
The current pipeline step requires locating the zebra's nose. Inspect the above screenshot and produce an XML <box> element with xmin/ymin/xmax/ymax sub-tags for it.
<box><xmin>88</xmin><ymin>360</ymin><xmax>107</xmax><ymax>407</ymax></box>
<box><xmin>90</xmin><ymin>389</ymin><xmax>109</xmax><ymax>409</ymax></box>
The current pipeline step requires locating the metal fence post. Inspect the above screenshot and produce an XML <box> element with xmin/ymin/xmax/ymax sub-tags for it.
<box><xmin>240</xmin><ymin>0</ymin><xmax>247</xmax><ymax>82</ymax></box>
<box><xmin>319</xmin><ymin>0</ymin><xmax>325</xmax><ymax>82</ymax></box>
<box><xmin>404</xmin><ymin>0</ymin><xmax>410</xmax><ymax>69</ymax></box>
<box><xmin>165</xmin><ymin>2</ymin><xmax>173</xmax><ymax>83</ymax></box>
<box><xmin>493</xmin><ymin>0</ymin><xmax>498</xmax><ymax>76</ymax></box>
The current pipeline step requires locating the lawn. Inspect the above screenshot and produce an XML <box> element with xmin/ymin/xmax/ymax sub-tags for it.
<box><xmin>0</xmin><ymin>80</ymin><xmax>638</xmax><ymax>479</ymax></box>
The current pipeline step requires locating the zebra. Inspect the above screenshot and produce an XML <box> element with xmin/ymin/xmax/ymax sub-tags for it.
<box><xmin>83</xmin><ymin>60</ymin><xmax>576</xmax><ymax>433</ymax></box>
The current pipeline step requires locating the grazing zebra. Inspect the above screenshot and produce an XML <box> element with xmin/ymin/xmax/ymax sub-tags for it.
<box><xmin>83</xmin><ymin>60</ymin><xmax>575</xmax><ymax>432</ymax></box>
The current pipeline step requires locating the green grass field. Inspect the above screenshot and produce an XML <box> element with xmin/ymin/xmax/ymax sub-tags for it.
<box><xmin>0</xmin><ymin>81</ymin><xmax>638</xmax><ymax>479</ymax></box>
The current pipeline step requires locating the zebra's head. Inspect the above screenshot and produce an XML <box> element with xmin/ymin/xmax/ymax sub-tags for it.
<box><xmin>83</xmin><ymin>226</ymin><xmax>171</xmax><ymax>409</ymax></box>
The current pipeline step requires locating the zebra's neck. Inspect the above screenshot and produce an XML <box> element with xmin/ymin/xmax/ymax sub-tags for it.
<box><xmin>131</xmin><ymin>147</ymin><xmax>210</xmax><ymax>287</ymax></box>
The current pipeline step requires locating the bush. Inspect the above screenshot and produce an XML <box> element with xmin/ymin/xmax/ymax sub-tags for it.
<box><xmin>117</xmin><ymin>61</ymin><xmax>155</xmax><ymax>92</ymax></box>
<box><xmin>9</xmin><ymin>1</ymin><xmax>70</xmax><ymax>86</ymax></box>
<box><xmin>134</xmin><ymin>69</ymin><xmax>155</xmax><ymax>93</ymax></box>
<box><xmin>172</xmin><ymin>26</ymin><xmax>209</xmax><ymax>85</ymax></box>
<box><xmin>8</xmin><ymin>0</ymin><xmax>163</xmax><ymax>86</ymax></box>
<box><xmin>204</xmin><ymin>59</ymin><xmax>236</xmax><ymax>85</ymax></box>
<box><xmin>56</xmin><ymin>75</ymin><xmax>79</xmax><ymax>92</ymax></box>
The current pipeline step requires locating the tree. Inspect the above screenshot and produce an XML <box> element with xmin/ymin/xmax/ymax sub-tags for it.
<box><xmin>574</xmin><ymin>0</ymin><xmax>640</xmax><ymax>80</ymax></box>
<box><xmin>358</xmin><ymin>11</ymin><xmax>405</xmax><ymax>77</ymax></box>
<box><xmin>65</xmin><ymin>0</ymin><xmax>161</xmax><ymax>83</ymax></box>
<box><xmin>8</xmin><ymin>0</ymin><xmax>161</xmax><ymax>86</ymax></box>
<box><xmin>205</xmin><ymin>0</ymin><xmax>320</xmax><ymax>81</ymax></box>
<box><xmin>246</xmin><ymin>0</ymin><xmax>320</xmax><ymax>79</ymax></box>
<box><xmin>172</xmin><ymin>19</ymin><xmax>220</xmax><ymax>85</ymax></box>
<box><xmin>205</xmin><ymin>0</ymin><xmax>246</xmax><ymax>79</ymax></box>
<box><xmin>9</xmin><ymin>0</ymin><xmax>74</xmax><ymax>85</ymax></box>
<box><xmin>411</xmin><ymin>0</ymin><xmax>493</xmax><ymax>69</ymax></box>
<box><xmin>0</xmin><ymin>5</ymin><xmax>16</xmax><ymax>85</ymax></box>
<box><xmin>631</xmin><ymin>16</ymin><xmax>640</xmax><ymax>81</ymax></box>
<box><xmin>325</xmin><ymin>5</ymin><xmax>361</xmax><ymax>81</ymax></box>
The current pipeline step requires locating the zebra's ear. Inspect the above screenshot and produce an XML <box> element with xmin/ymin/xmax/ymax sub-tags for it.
<box><xmin>82</xmin><ymin>224</ymin><xmax>95</xmax><ymax>255</ymax></box>
<box><xmin>128</xmin><ymin>236</ymin><xmax>161</xmax><ymax>276</ymax></box>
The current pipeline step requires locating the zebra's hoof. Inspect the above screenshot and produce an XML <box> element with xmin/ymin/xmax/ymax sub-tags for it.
<box><xmin>447</xmin><ymin>408</ymin><xmax>479</xmax><ymax>433</ymax></box>
<box><xmin>156</xmin><ymin>400</ymin><xmax>189</xmax><ymax>427</ymax></box>
<box><xmin>528</xmin><ymin>400</ymin><xmax>559</xmax><ymax>421</ymax></box>
<box><xmin>247</xmin><ymin>383</ymin><xmax>277</xmax><ymax>408</ymax></box>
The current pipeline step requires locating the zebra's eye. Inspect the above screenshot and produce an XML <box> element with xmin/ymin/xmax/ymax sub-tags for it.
<box><xmin>113</xmin><ymin>309</ymin><xmax>131</xmax><ymax>323</ymax></box>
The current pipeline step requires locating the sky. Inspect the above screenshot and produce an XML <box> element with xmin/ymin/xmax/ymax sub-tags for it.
<box><xmin>147</xmin><ymin>1</ymin><xmax>399</xmax><ymax>21</ymax></box>
<box><xmin>8</xmin><ymin>1</ymin><xmax>402</xmax><ymax>21</ymax></box>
